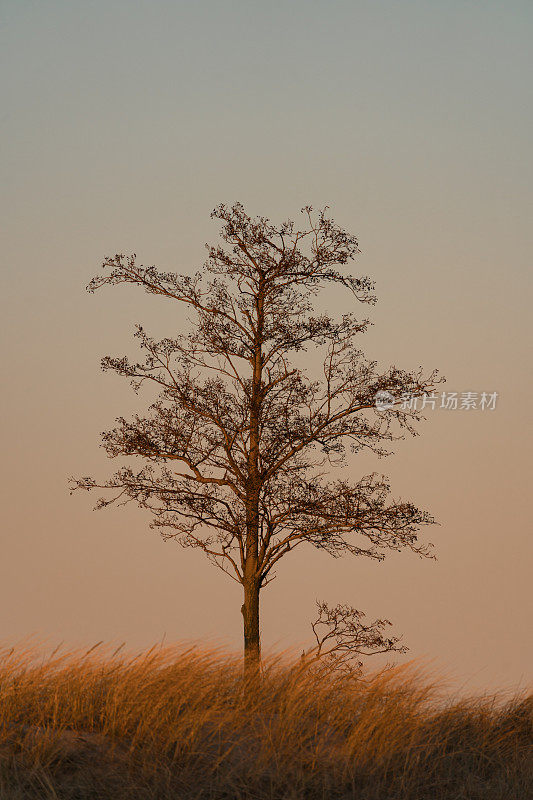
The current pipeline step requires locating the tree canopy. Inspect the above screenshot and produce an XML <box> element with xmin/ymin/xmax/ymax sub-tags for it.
<box><xmin>73</xmin><ymin>202</ymin><xmax>440</xmax><ymax>672</ymax></box>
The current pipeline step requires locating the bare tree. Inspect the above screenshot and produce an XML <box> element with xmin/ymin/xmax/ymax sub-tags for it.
<box><xmin>72</xmin><ymin>202</ymin><xmax>440</xmax><ymax>675</ymax></box>
<box><xmin>301</xmin><ymin>600</ymin><xmax>408</xmax><ymax>680</ymax></box>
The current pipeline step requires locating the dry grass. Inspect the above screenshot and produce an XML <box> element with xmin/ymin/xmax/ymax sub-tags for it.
<box><xmin>0</xmin><ymin>642</ymin><xmax>530</xmax><ymax>799</ymax></box>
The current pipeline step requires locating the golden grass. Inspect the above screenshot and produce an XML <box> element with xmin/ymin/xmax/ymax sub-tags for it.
<box><xmin>0</xmin><ymin>641</ymin><xmax>530</xmax><ymax>799</ymax></box>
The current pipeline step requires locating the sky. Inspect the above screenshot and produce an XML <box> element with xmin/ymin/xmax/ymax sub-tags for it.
<box><xmin>1</xmin><ymin>0</ymin><xmax>532</xmax><ymax>692</ymax></box>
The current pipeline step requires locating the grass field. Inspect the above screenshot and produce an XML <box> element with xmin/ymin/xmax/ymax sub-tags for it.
<box><xmin>0</xmin><ymin>642</ymin><xmax>530</xmax><ymax>799</ymax></box>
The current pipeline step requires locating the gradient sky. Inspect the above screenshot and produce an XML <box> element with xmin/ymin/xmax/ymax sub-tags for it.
<box><xmin>1</xmin><ymin>1</ymin><xmax>532</xmax><ymax>692</ymax></box>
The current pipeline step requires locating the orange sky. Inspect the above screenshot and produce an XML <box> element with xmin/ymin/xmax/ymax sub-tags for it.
<box><xmin>1</xmin><ymin>1</ymin><xmax>531</xmax><ymax>692</ymax></box>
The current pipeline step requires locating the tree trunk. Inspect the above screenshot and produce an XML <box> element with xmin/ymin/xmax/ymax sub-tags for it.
<box><xmin>241</xmin><ymin>277</ymin><xmax>264</xmax><ymax>677</ymax></box>
<box><xmin>241</xmin><ymin>574</ymin><xmax>260</xmax><ymax>676</ymax></box>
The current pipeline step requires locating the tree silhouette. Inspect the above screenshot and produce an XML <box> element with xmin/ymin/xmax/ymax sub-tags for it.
<box><xmin>72</xmin><ymin>203</ymin><xmax>440</xmax><ymax>674</ymax></box>
<box><xmin>301</xmin><ymin>601</ymin><xmax>409</xmax><ymax>680</ymax></box>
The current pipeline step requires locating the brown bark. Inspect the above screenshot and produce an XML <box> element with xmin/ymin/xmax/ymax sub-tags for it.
<box><xmin>241</xmin><ymin>279</ymin><xmax>264</xmax><ymax>673</ymax></box>
<box><xmin>241</xmin><ymin>570</ymin><xmax>260</xmax><ymax>675</ymax></box>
